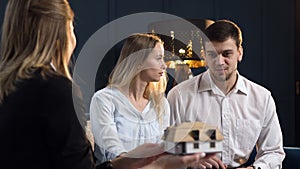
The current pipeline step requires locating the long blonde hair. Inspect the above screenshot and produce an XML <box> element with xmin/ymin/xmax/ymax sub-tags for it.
<box><xmin>109</xmin><ymin>33</ymin><xmax>167</xmax><ymax>124</ymax></box>
<box><xmin>0</xmin><ymin>0</ymin><xmax>74</xmax><ymax>103</ymax></box>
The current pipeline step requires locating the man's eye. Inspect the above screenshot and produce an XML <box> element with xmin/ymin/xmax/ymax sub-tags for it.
<box><xmin>207</xmin><ymin>52</ymin><xmax>217</xmax><ymax>58</ymax></box>
<box><xmin>222</xmin><ymin>52</ymin><xmax>233</xmax><ymax>57</ymax></box>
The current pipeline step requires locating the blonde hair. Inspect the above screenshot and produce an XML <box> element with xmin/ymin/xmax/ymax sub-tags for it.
<box><xmin>0</xmin><ymin>0</ymin><xmax>74</xmax><ymax>103</ymax></box>
<box><xmin>109</xmin><ymin>33</ymin><xmax>167</xmax><ymax>125</ymax></box>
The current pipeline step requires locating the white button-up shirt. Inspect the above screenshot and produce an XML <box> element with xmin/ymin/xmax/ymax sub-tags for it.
<box><xmin>167</xmin><ymin>70</ymin><xmax>285</xmax><ymax>169</ymax></box>
<box><xmin>90</xmin><ymin>87</ymin><xmax>170</xmax><ymax>163</ymax></box>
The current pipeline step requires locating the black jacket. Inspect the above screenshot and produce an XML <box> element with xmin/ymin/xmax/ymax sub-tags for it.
<box><xmin>0</xmin><ymin>71</ymin><xmax>95</xmax><ymax>169</ymax></box>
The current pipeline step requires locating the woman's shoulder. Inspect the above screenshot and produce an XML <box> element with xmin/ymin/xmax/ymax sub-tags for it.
<box><xmin>21</xmin><ymin>71</ymin><xmax>73</xmax><ymax>99</ymax></box>
<box><xmin>14</xmin><ymin>70</ymin><xmax>69</xmax><ymax>91</ymax></box>
<box><xmin>2</xmin><ymin>71</ymin><xmax>75</xmax><ymax>112</ymax></box>
<box><xmin>24</xmin><ymin>73</ymin><xmax>72</xmax><ymax>92</ymax></box>
<box><xmin>91</xmin><ymin>87</ymin><xmax>126</xmax><ymax>107</ymax></box>
<box><xmin>43</xmin><ymin>74</ymin><xmax>72</xmax><ymax>90</ymax></box>
<box><xmin>93</xmin><ymin>86</ymin><xmax>119</xmax><ymax>97</ymax></box>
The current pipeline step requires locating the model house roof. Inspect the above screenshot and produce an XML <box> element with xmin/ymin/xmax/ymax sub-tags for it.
<box><xmin>163</xmin><ymin>121</ymin><xmax>224</xmax><ymax>142</ymax></box>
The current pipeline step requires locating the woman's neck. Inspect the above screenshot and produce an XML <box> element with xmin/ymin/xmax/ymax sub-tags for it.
<box><xmin>128</xmin><ymin>78</ymin><xmax>148</xmax><ymax>101</ymax></box>
<box><xmin>118</xmin><ymin>78</ymin><xmax>149</xmax><ymax>112</ymax></box>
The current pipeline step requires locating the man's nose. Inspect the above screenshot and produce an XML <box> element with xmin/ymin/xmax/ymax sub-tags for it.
<box><xmin>217</xmin><ymin>54</ymin><xmax>225</xmax><ymax>64</ymax></box>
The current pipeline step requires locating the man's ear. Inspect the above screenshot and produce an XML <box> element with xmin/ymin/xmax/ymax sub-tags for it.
<box><xmin>238</xmin><ymin>46</ymin><xmax>243</xmax><ymax>62</ymax></box>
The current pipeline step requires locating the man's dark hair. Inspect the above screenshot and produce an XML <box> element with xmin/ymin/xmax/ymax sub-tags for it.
<box><xmin>204</xmin><ymin>20</ymin><xmax>243</xmax><ymax>48</ymax></box>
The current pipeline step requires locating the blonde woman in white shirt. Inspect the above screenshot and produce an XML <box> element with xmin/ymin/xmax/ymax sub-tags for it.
<box><xmin>90</xmin><ymin>33</ymin><xmax>170</xmax><ymax>165</ymax></box>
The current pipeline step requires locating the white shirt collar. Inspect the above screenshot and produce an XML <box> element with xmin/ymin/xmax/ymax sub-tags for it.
<box><xmin>50</xmin><ymin>62</ymin><xmax>57</xmax><ymax>72</ymax></box>
<box><xmin>198</xmin><ymin>70</ymin><xmax>248</xmax><ymax>96</ymax></box>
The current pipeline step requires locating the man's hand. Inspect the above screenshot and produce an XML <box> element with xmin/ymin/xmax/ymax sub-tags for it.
<box><xmin>236</xmin><ymin>167</ymin><xmax>254</xmax><ymax>169</ymax></box>
<box><xmin>190</xmin><ymin>154</ymin><xmax>227</xmax><ymax>169</ymax></box>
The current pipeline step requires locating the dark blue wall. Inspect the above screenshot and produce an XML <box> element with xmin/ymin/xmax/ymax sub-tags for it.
<box><xmin>0</xmin><ymin>0</ymin><xmax>296</xmax><ymax>146</ymax></box>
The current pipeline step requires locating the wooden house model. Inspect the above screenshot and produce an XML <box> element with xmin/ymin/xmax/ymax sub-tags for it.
<box><xmin>162</xmin><ymin>122</ymin><xmax>224</xmax><ymax>154</ymax></box>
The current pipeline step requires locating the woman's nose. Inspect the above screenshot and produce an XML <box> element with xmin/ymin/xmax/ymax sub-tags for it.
<box><xmin>161</xmin><ymin>61</ymin><xmax>167</xmax><ymax>70</ymax></box>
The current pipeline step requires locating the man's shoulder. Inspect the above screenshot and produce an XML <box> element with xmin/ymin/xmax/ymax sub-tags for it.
<box><xmin>173</xmin><ymin>75</ymin><xmax>201</xmax><ymax>90</ymax></box>
<box><xmin>239</xmin><ymin>75</ymin><xmax>271</xmax><ymax>95</ymax></box>
<box><xmin>168</xmin><ymin>74</ymin><xmax>202</xmax><ymax>97</ymax></box>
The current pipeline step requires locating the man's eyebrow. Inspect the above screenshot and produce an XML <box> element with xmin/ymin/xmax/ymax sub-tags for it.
<box><xmin>222</xmin><ymin>49</ymin><xmax>234</xmax><ymax>52</ymax></box>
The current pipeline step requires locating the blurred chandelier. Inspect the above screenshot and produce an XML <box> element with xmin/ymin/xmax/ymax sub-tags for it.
<box><xmin>149</xmin><ymin>19</ymin><xmax>214</xmax><ymax>69</ymax></box>
<box><xmin>165</xmin><ymin>30</ymin><xmax>206</xmax><ymax>69</ymax></box>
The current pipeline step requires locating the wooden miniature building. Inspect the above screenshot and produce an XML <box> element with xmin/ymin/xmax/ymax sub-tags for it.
<box><xmin>163</xmin><ymin>122</ymin><xmax>224</xmax><ymax>154</ymax></box>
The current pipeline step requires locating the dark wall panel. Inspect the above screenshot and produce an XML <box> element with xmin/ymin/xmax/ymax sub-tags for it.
<box><xmin>262</xmin><ymin>0</ymin><xmax>295</xmax><ymax>146</ymax></box>
<box><xmin>217</xmin><ymin>0</ymin><xmax>263</xmax><ymax>84</ymax></box>
<box><xmin>164</xmin><ymin>0</ymin><xmax>215</xmax><ymax>19</ymax></box>
<box><xmin>0</xmin><ymin>0</ymin><xmax>8</xmax><ymax>39</ymax></box>
<box><xmin>69</xmin><ymin>0</ymin><xmax>110</xmax><ymax>56</ymax></box>
<box><xmin>115</xmin><ymin>0</ymin><xmax>164</xmax><ymax>17</ymax></box>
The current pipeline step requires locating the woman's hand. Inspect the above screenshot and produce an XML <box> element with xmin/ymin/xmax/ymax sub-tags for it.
<box><xmin>142</xmin><ymin>152</ymin><xmax>207</xmax><ymax>169</ymax></box>
<box><xmin>111</xmin><ymin>143</ymin><xmax>217</xmax><ymax>169</ymax></box>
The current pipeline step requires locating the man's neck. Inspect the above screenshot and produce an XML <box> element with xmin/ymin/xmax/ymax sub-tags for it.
<box><xmin>211</xmin><ymin>72</ymin><xmax>238</xmax><ymax>95</ymax></box>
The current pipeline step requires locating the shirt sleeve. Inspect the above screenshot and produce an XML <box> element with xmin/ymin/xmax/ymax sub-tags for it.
<box><xmin>162</xmin><ymin>98</ymin><xmax>171</xmax><ymax>130</ymax></box>
<box><xmin>167</xmin><ymin>87</ymin><xmax>184</xmax><ymax>126</ymax></box>
<box><xmin>89</xmin><ymin>91</ymin><xmax>127</xmax><ymax>161</ymax></box>
<box><xmin>253</xmin><ymin>94</ymin><xmax>285</xmax><ymax>169</ymax></box>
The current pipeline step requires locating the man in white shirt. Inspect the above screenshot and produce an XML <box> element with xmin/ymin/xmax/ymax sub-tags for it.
<box><xmin>167</xmin><ymin>20</ymin><xmax>285</xmax><ymax>169</ymax></box>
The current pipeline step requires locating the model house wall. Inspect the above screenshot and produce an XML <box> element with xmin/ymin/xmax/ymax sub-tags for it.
<box><xmin>163</xmin><ymin>122</ymin><xmax>223</xmax><ymax>154</ymax></box>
